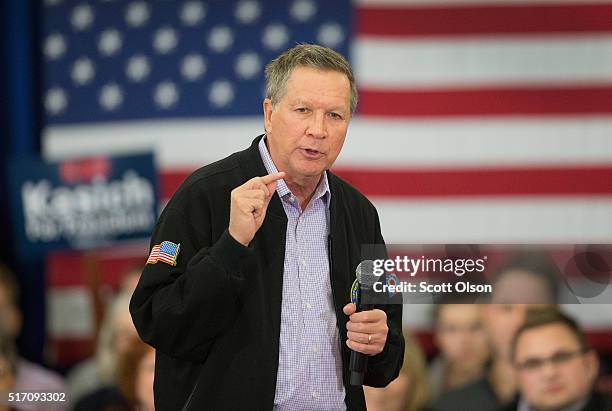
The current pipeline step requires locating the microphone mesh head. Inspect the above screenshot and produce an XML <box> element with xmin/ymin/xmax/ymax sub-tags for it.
<box><xmin>356</xmin><ymin>260</ymin><xmax>378</xmax><ymax>289</ymax></box>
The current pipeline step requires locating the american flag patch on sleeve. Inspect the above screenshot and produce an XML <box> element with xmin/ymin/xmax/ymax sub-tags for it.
<box><xmin>146</xmin><ymin>241</ymin><xmax>180</xmax><ymax>266</ymax></box>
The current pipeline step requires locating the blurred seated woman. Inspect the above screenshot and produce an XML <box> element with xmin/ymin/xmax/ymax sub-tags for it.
<box><xmin>118</xmin><ymin>338</ymin><xmax>155</xmax><ymax>411</ymax></box>
<box><xmin>364</xmin><ymin>331</ymin><xmax>430</xmax><ymax>411</ymax></box>
<box><xmin>74</xmin><ymin>336</ymin><xmax>154</xmax><ymax>411</ymax></box>
<box><xmin>67</xmin><ymin>289</ymin><xmax>138</xmax><ymax>403</ymax></box>
<box><xmin>428</xmin><ymin>303</ymin><xmax>490</xmax><ymax>400</ymax></box>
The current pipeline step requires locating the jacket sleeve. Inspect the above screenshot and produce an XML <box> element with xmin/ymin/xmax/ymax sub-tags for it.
<box><xmin>129</xmin><ymin>205</ymin><xmax>254</xmax><ymax>361</ymax></box>
<box><xmin>363</xmin><ymin>208</ymin><xmax>405</xmax><ymax>387</ymax></box>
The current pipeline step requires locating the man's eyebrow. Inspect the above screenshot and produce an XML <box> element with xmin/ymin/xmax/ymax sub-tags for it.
<box><xmin>290</xmin><ymin>99</ymin><xmax>309</xmax><ymax>106</ymax></box>
<box><xmin>520</xmin><ymin>348</ymin><xmax>577</xmax><ymax>359</ymax></box>
<box><xmin>290</xmin><ymin>99</ymin><xmax>347</xmax><ymax>113</ymax></box>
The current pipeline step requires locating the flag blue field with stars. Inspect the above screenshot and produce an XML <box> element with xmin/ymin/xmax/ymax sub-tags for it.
<box><xmin>42</xmin><ymin>0</ymin><xmax>351</xmax><ymax>124</ymax></box>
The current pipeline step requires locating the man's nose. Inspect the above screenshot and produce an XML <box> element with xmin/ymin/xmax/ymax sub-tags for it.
<box><xmin>540</xmin><ymin>360</ymin><xmax>560</xmax><ymax>379</ymax></box>
<box><xmin>307</xmin><ymin>111</ymin><xmax>327</xmax><ymax>139</ymax></box>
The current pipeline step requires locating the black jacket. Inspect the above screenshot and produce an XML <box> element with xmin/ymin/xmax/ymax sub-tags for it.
<box><xmin>130</xmin><ymin>136</ymin><xmax>404</xmax><ymax>410</ymax></box>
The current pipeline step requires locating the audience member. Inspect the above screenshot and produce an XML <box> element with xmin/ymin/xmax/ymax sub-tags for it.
<box><xmin>499</xmin><ymin>308</ymin><xmax>612</xmax><ymax>411</ymax></box>
<box><xmin>67</xmin><ymin>289</ymin><xmax>137</xmax><ymax>403</ymax></box>
<box><xmin>73</xmin><ymin>334</ymin><xmax>153</xmax><ymax>411</ymax></box>
<box><xmin>490</xmin><ymin>253</ymin><xmax>561</xmax><ymax>305</ymax></box>
<box><xmin>365</xmin><ymin>332</ymin><xmax>430</xmax><ymax>411</ymax></box>
<box><xmin>0</xmin><ymin>263</ymin><xmax>67</xmax><ymax>411</ymax></box>
<box><xmin>117</xmin><ymin>338</ymin><xmax>154</xmax><ymax>411</ymax></box>
<box><xmin>428</xmin><ymin>304</ymin><xmax>490</xmax><ymax>400</ymax></box>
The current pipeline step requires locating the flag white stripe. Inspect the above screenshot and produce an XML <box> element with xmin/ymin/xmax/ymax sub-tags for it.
<box><xmin>374</xmin><ymin>198</ymin><xmax>612</xmax><ymax>244</ymax></box>
<box><xmin>47</xmin><ymin>288</ymin><xmax>94</xmax><ymax>338</ymax></box>
<box><xmin>43</xmin><ymin>117</ymin><xmax>612</xmax><ymax>169</ymax></box>
<box><xmin>355</xmin><ymin>35</ymin><xmax>612</xmax><ymax>88</ymax></box>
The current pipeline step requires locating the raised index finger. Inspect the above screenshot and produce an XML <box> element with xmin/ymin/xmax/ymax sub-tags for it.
<box><xmin>260</xmin><ymin>171</ymin><xmax>285</xmax><ymax>184</ymax></box>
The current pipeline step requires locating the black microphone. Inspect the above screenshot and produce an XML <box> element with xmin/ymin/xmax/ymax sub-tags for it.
<box><xmin>349</xmin><ymin>260</ymin><xmax>378</xmax><ymax>386</ymax></box>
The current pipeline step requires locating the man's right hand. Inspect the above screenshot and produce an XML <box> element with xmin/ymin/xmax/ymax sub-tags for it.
<box><xmin>228</xmin><ymin>171</ymin><xmax>286</xmax><ymax>246</ymax></box>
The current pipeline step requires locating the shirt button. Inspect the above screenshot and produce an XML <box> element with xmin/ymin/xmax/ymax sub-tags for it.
<box><xmin>289</xmin><ymin>195</ymin><xmax>295</xmax><ymax>202</ymax></box>
<box><xmin>311</xmin><ymin>345</ymin><xmax>317</xmax><ymax>353</ymax></box>
<box><xmin>306</xmin><ymin>303</ymin><xmax>312</xmax><ymax>310</ymax></box>
<box><xmin>312</xmin><ymin>392</ymin><xmax>319</xmax><ymax>399</ymax></box>
<box><xmin>301</xmin><ymin>259</ymin><xmax>307</xmax><ymax>268</ymax></box>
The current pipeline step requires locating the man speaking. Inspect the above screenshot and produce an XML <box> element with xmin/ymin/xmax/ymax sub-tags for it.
<box><xmin>130</xmin><ymin>44</ymin><xmax>404</xmax><ymax>410</ymax></box>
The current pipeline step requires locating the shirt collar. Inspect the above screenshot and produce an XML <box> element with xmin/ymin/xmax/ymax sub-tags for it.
<box><xmin>258</xmin><ymin>135</ymin><xmax>330</xmax><ymax>208</ymax></box>
<box><xmin>518</xmin><ymin>395</ymin><xmax>590</xmax><ymax>411</ymax></box>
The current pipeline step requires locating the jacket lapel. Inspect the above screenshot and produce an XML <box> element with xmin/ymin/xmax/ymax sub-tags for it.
<box><xmin>239</xmin><ymin>135</ymin><xmax>288</xmax><ymax>346</ymax></box>
<box><xmin>329</xmin><ymin>172</ymin><xmax>353</xmax><ymax>312</ymax></box>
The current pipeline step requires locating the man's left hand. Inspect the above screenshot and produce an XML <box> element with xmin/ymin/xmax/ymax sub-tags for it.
<box><xmin>343</xmin><ymin>303</ymin><xmax>388</xmax><ymax>355</ymax></box>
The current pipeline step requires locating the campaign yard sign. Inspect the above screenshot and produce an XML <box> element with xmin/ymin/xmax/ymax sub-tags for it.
<box><xmin>8</xmin><ymin>153</ymin><xmax>158</xmax><ymax>260</ymax></box>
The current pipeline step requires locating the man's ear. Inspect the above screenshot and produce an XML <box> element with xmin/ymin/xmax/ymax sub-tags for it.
<box><xmin>584</xmin><ymin>349</ymin><xmax>600</xmax><ymax>382</ymax></box>
<box><xmin>263</xmin><ymin>98</ymin><xmax>273</xmax><ymax>133</ymax></box>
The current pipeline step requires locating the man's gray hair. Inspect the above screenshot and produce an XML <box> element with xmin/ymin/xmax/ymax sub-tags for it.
<box><xmin>265</xmin><ymin>44</ymin><xmax>358</xmax><ymax>115</ymax></box>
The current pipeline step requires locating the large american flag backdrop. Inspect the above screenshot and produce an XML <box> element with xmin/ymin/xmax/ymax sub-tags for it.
<box><xmin>40</xmin><ymin>0</ymin><xmax>612</xmax><ymax>365</ymax></box>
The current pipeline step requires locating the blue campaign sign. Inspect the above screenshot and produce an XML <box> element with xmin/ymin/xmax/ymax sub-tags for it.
<box><xmin>8</xmin><ymin>153</ymin><xmax>158</xmax><ymax>260</ymax></box>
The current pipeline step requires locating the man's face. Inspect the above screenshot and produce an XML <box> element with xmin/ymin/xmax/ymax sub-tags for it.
<box><xmin>435</xmin><ymin>304</ymin><xmax>489</xmax><ymax>370</ymax></box>
<box><xmin>263</xmin><ymin>66</ymin><xmax>351</xmax><ymax>183</ymax></box>
<box><xmin>483</xmin><ymin>304</ymin><xmax>530</xmax><ymax>359</ymax></box>
<box><xmin>514</xmin><ymin>324</ymin><xmax>598</xmax><ymax>411</ymax></box>
<box><xmin>492</xmin><ymin>270</ymin><xmax>554</xmax><ymax>304</ymax></box>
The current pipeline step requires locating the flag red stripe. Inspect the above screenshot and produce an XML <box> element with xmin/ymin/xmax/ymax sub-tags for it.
<box><xmin>146</xmin><ymin>245</ymin><xmax>160</xmax><ymax>263</ymax></box>
<box><xmin>357</xmin><ymin>4</ymin><xmax>612</xmax><ymax>37</ymax></box>
<box><xmin>332</xmin><ymin>166</ymin><xmax>612</xmax><ymax>198</ymax></box>
<box><xmin>50</xmin><ymin>337</ymin><xmax>95</xmax><ymax>368</ymax></box>
<box><xmin>358</xmin><ymin>86</ymin><xmax>612</xmax><ymax>117</ymax></box>
<box><xmin>160</xmin><ymin>166</ymin><xmax>612</xmax><ymax>199</ymax></box>
<box><xmin>158</xmin><ymin>254</ymin><xmax>176</xmax><ymax>263</ymax></box>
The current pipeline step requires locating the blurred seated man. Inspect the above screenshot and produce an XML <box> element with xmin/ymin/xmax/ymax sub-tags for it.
<box><xmin>490</xmin><ymin>253</ymin><xmax>560</xmax><ymax>305</ymax></box>
<box><xmin>365</xmin><ymin>332</ymin><xmax>430</xmax><ymax>411</ymax></box>
<box><xmin>428</xmin><ymin>304</ymin><xmax>490</xmax><ymax>401</ymax></box>
<box><xmin>499</xmin><ymin>308</ymin><xmax>612</xmax><ymax>411</ymax></box>
<box><xmin>0</xmin><ymin>263</ymin><xmax>66</xmax><ymax>411</ymax></box>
